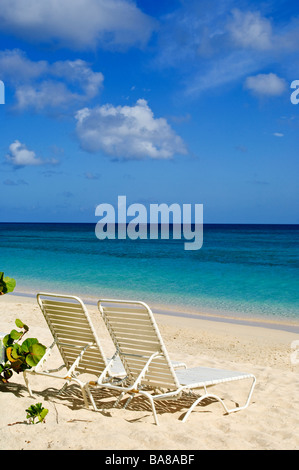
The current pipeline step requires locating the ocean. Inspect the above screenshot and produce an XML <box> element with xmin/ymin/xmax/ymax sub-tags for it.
<box><xmin>0</xmin><ymin>223</ymin><xmax>298</xmax><ymax>323</ymax></box>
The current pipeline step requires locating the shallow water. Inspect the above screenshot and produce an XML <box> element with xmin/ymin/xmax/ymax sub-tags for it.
<box><xmin>1</xmin><ymin>223</ymin><xmax>298</xmax><ymax>321</ymax></box>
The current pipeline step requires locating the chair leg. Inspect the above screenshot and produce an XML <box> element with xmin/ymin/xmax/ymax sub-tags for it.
<box><xmin>23</xmin><ymin>370</ymin><xmax>35</xmax><ymax>398</ymax></box>
<box><xmin>222</xmin><ymin>375</ymin><xmax>256</xmax><ymax>414</ymax></box>
<box><xmin>182</xmin><ymin>376</ymin><xmax>256</xmax><ymax>423</ymax></box>
<box><xmin>139</xmin><ymin>390</ymin><xmax>160</xmax><ymax>426</ymax></box>
<box><xmin>71</xmin><ymin>380</ymin><xmax>93</xmax><ymax>410</ymax></box>
<box><xmin>182</xmin><ymin>393</ymin><xmax>228</xmax><ymax>423</ymax></box>
<box><xmin>71</xmin><ymin>378</ymin><xmax>90</xmax><ymax>409</ymax></box>
<box><xmin>83</xmin><ymin>383</ymin><xmax>109</xmax><ymax>413</ymax></box>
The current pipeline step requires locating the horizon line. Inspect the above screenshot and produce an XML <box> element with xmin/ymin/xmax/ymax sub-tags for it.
<box><xmin>0</xmin><ymin>221</ymin><xmax>298</xmax><ymax>226</ymax></box>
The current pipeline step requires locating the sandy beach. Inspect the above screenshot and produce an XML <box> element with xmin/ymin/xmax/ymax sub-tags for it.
<box><xmin>1</xmin><ymin>293</ymin><xmax>299</xmax><ymax>451</ymax></box>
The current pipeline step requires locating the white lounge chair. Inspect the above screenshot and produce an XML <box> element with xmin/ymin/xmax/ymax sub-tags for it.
<box><xmin>24</xmin><ymin>293</ymin><xmax>186</xmax><ymax>409</ymax></box>
<box><xmin>24</xmin><ymin>293</ymin><xmax>126</xmax><ymax>407</ymax></box>
<box><xmin>91</xmin><ymin>299</ymin><xmax>256</xmax><ymax>425</ymax></box>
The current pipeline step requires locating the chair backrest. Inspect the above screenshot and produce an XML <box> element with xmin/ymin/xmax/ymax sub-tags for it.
<box><xmin>98</xmin><ymin>299</ymin><xmax>180</xmax><ymax>390</ymax></box>
<box><xmin>37</xmin><ymin>293</ymin><xmax>108</xmax><ymax>376</ymax></box>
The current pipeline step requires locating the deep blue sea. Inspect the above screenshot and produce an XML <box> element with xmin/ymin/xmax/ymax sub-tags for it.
<box><xmin>0</xmin><ymin>223</ymin><xmax>298</xmax><ymax>323</ymax></box>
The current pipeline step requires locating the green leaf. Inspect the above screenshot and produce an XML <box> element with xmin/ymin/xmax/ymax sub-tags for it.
<box><xmin>25</xmin><ymin>343</ymin><xmax>46</xmax><ymax>367</ymax></box>
<box><xmin>0</xmin><ymin>272</ymin><xmax>16</xmax><ymax>294</ymax></box>
<box><xmin>3</xmin><ymin>334</ymin><xmax>14</xmax><ymax>348</ymax></box>
<box><xmin>10</xmin><ymin>329</ymin><xmax>22</xmax><ymax>341</ymax></box>
<box><xmin>10</xmin><ymin>344</ymin><xmax>22</xmax><ymax>359</ymax></box>
<box><xmin>15</xmin><ymin>319</ymin><xmax>24</xmax><ymax>328</ymax></box>
<box><xmin>26</xmin><ymin>405</ymin><xmax>37</xmax><ymax>423</ymax></box>
<box><xmin>38</xmin><ymin>408</ymin><xmax>48</xmax><ymax>422</ymax></box>
<box><xmin>21</xmin><ymin>338</ymin><xmax>38</xmax><ymax>354</ymax></box>
<box><xmin>3</xmin><ymin>276</ymin><xmax>16</xmax><ymax>293</ymax></box>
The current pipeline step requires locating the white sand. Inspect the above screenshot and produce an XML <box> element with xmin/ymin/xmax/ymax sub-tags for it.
<box><xmin>1</xmin><ymin>293</ymin><xmax>299</xmax><ymax>450</ymax></box>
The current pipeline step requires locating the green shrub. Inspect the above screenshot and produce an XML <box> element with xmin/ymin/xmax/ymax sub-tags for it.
<box><xmin>26</xmin><ymin>403</ymin><xmax>49</xmax><ymax>424</ymax></box>
<box><xmin>0</xmin><ymin>319</ymin><xmax>46</xmax><ymax>383</ymax></box>
<box><xmin>0</xmin><ymin>272</ymin><xmax>16</xmax><ymax>295</ymax></box>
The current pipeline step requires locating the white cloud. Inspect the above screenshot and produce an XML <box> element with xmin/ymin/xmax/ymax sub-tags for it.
<box><xmin>0</xmin><ymin>50</ymin><xmax>104</xmax><ymax>110</ymax></box>
<box><xmin>75</xmin><ymin>99</ymin><xmax>187</xmax><ymax>160</ymax></box>
<box><xmin>155</xmin><ymin>2</ymin><xmax>299</xmax><ymax>97</ymax></box>
<box><xmin>186</xmin><ymin>51</ymin><xmax>259</xmax><ymax>96</ymax></box>
<box><xmin>14</xmin><ymin>81</ymin><xmax>79</xmax><ymax>111</ymax></box>
<box><xmin>244</xmin><ymin>73</ymin><xmax>287</xmax><ymax>96</ymax></box>
<box><xmin>227</xmin><ymin>9</ymin><xmax>273</xmax><ymax>50</ymax></box>
<box><xmin>6</xmin><ymin>140</ymin><xmax>43</xmax><ymax>167</ymax></box>
<box><xmin>51</xmin><ymin>59</ymin><xmax>104</xmax><ymax>98</ymax></box>
<box><xmin>5</xmin><ymin>140</ymin><xmax>57</xmax><ymax>167</ymax></box>
<box><xmin>0</xmin><ymin>49</ymin><xmax>47</xmax><ymax>83</ymax></box>
<box><xmin>0</xmin><ymin>0</ymin><xmax>155</xmax><ymax>50</ymax></box>
<box><xmin>273</xmin><ymin>132</ymin><xmax>284</xmax><ymax>137</ymax></box>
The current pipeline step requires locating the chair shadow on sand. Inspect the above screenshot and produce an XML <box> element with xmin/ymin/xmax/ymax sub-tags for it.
<box><xmin>3</xmin><ymin>380</ymin><xmax>235</xmax><ymax>423</ymax></box>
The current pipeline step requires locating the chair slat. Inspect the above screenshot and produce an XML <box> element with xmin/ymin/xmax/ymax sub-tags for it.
<box><xmin>103</xmin><ymin>307</ymin><xmax>149</xmax><ymax>314</ymax></box>
<box><xmin>106</xmin><ymin>312</ymin><xmax>151</xmax><ymax>321</ymax></box>
<box><xmin>42</xmin><ymin>300</ymin><xmax>84</xmax><ymax>309</ymax></box>
<box><xmin>106</xmin><ymin>317</ymin><xmax>153</xmax><ymax>328</ymax></box>
<box><xmin>44</xmin><ymin>307</ymin><xmax>88</xmax><ymax>318</ymax></box>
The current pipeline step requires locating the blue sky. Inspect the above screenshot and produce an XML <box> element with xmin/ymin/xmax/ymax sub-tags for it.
<box><xmin>0</xmin><ymin>0</ymin><xmax>298</xmax><ymax>223</ymax></box>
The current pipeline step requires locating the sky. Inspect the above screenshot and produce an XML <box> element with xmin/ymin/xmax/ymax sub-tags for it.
<box><xmin>0</xmin><ymin>0</ymin><xmax>298</xmax><ymax>224</ymax></box>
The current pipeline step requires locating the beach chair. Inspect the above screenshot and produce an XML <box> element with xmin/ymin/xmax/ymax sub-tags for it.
<box><xmin>24</xmin><ymin>293</ymin><xmax>186</xmax><ymax>409</ymax></box>
<box><xmin>23</xmin><ymin>293</ymin><xmax>126</xmax><ymax>408</ymax></box>
<box><xmin>93</xmin><ymin>299</ymin><xmax>256</xmax><ymax>425</ymax></box>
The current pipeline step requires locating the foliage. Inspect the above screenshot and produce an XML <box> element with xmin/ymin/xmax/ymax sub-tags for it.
<box><xmin>0</xmin><ymin>319</ymin><xmax>46</xmax><ymax>383</ymax></box>
<box><xmin>0</xmin><ymin>272</ymin><xmax>16</xmax><ymax>295</ymax></box>
<box><xmin>26</xmin><ymin>403</ymin><xmax>48</xmax><ymax>424</ymax></box>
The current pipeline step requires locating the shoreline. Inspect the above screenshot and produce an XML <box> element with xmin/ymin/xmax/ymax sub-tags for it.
<box><xmin>7</xmin><ymin>289</ymin><xmax>299</xmax><ymax>334</ymax></box>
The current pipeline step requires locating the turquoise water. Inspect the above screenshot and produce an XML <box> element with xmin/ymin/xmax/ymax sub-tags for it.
<box><xmin>0</xmin><ymin>223</ymin><xmax>298</xmax><ymax>322</ymax></box>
